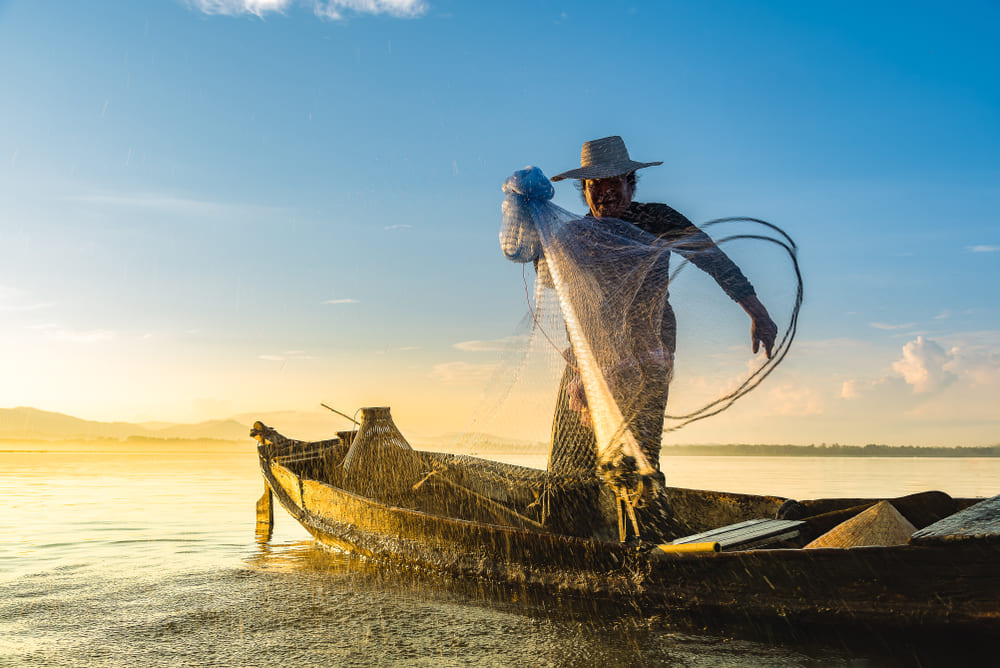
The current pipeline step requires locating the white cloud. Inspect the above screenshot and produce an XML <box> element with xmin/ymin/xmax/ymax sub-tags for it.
<box><xmin>384</xmin><ymin>224</ymin><xmax>413</xmax><ymax>231</ymax></box>
<box><xmin>430</xmin><ymin>361</ymin><xmax>498</xmax><ymax>385</ymax></box>
<box><xmin>870</xmin><ymin>322</ymin><xmax>915</xmax><ymax>330</ymax></box>
<box><xmin>187</xmin><ymin>0</ymin><xmax>291</xmax><ymax>16</ymax></box>
<box><xmin>312</xmin><ymin>0</ymin><xmax>426</xmax><ymax>19</ymax></box>
<box><xmin>68</xmin><ymin>192</ymin><xmax>230</xmax><ymax>213</ymax></box>
<box><xmin>940</xmin><ymin>338</ymin><xmax>1000</xmax><ymax>387</ymax></box>
<box><xmin>260</xmin><ymin>350</ymin><xmax>315</xmax><ymax>361</ymax></box>
<box><xmin>187</xmin><ymin>0</ymin><xmax>426</xmax><ymax>19</ymax></box>
<box><xmin>840</xmin><ymin>379</ymin><xmax>863</xmax><ymax>399</ymax></box>
<box><xmin>840</xmin><ymin>377</ymin><xmax>898</xmax><ymax>400</ymax></box>
<box><xmin>765</xmin><ymin>383</ymin><xmax>824</xmax><ymax>416</ymax></box>
<box><xmin>967</xmin><ymin>245</ymin><xmax>1000</xmax><ymax>253</ymax></box>
<box><xmin>48</xmin><ymin>328</ymin><xmax>116</xmax><ymax>344</ymax></box>
<box><xmin>0</xmin><ymin>285</ymin><xmax>54</xmax><ymax>313</ymax></box>
<box><xmin>454</xmin><ymin>335</ymin><xmax>528</xmax><ymax>352</ymax></box>
<box><xmin>828</xmin><ymin>333</ymin><xmax>1000</xmax><ymax>437</ymax></box>
<box><xmin>842</xmin><ymin>332</ymin><xmax>1000</xmax><ymax>399</ymax></box>
<box><xmin>323</xmin><ymin>298</ymin><xmax>360</xmax><ymax>304</ymax></box>
<box><xmin>891</xmin><ymin>336</ymin><xmax>956</xmax><ymax>393</ymax></box>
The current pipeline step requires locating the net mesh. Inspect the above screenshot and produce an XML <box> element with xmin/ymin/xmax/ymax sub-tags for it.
<box><xmin>484</xmin><ymin>166</ymin><xmax>800</xmax><ymax>539</ymax></box>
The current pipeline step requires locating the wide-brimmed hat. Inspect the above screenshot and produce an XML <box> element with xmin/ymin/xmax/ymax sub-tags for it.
<box><xmin>550</xmin><ymin>136</ymin><xmax>663</xmax><ymax>182</ymax></box>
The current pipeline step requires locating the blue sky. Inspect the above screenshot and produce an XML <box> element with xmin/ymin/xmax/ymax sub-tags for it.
<box><xmin>1</xmin><ymin>0</ymin><xmax>998</xmax><ymax>445</ymax></box>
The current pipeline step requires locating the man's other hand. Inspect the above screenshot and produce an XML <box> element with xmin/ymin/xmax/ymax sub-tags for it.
<box><xmin>739</xmin><ymin>295</ymin><xmax>778</xmax><ymax>358</ymax></box>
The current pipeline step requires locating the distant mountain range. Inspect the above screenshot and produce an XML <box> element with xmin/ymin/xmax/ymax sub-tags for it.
<box><xmin>0</xmin><ymin>406</ymin><xmax>553</xmax><ymax>453</ymax></box>
<box><xmin>0</xmin><ymin>406</ymin><xmax>251</xmax><ymax>441</ymax></box>
<box><xmin>4</xmin><ymin>406</ymin><xmax>996</xmax><ymax>455</ymax></box>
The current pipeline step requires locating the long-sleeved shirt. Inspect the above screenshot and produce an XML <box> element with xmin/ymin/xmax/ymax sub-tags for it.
<box><xmin>616</xmin><ymin>201</ymin><xmax>756</xmax><ymax>304</ymax></box>
<box><xmin>517</xmin><ymin>198</ymin><xmax>757</xmax><ymax>354</ymax></box>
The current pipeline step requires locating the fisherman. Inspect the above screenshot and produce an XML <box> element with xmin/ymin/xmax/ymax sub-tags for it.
<box><xmin>500</xmin><ymin>136</ymin><xmax>777</xmax><ymax>540</ymax></box>
<box><xmin>545</xmin><ymin>136</ymin><xmax>778</xmax><ymax>485</ymax></box>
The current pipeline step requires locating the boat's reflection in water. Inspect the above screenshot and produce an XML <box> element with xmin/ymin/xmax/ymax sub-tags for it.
<box><xmin>241</xmin><ymin>537</ymin><xmax>712</xmax><ymax>666</ymax></box>
<box><xmin>242</xmin><ymin>536</ymin><xmax>987</xmax><ymax>665</ymax></box>
<box><xmin>246</xmin><ymin>537</ymin><xmax>628</xmax><ymax>616</ymax></box>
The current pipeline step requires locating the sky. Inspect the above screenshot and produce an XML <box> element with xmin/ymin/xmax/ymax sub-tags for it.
<box><xmin>1</xmin><ymin>0</ymin><xmax>998</xmax><ymax>446</ymax></box>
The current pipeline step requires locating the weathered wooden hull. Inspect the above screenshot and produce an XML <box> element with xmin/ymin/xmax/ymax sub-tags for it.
<box><xmin>642</xmin><ymin>540</ymin><xmax>1000</xmax><ymax>633</ymax></box>
<box><xmin>261</xmin><ymin>453</ymin><xmax>633</xmax><ymax>587</ymax></box>
<box><xmin>256</xmin><ymin>443</ymin><xmax>1000</xmax><ymax>637</ymax></box>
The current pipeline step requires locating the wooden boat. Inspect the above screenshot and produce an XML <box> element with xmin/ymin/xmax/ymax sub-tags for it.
<box><xmin>251</xmin><ymin>407</ymin><xmax>1000</xmax><ymax>638</ymax></box>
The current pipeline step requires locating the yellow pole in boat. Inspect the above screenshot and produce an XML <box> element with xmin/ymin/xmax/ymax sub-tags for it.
<box><xmin>655</xmin><ymin>542</ymin><xmax>720</xmax><ymax>554</ymax></box>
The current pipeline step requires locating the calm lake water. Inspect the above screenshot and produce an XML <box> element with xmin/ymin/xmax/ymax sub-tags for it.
<box><xmin>2</xmin><ymin>446</ymin><xmax>998</xmax><ymax>666</ymax></box>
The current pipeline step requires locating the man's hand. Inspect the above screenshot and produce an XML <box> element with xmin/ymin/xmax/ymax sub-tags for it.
<box><xmin>739</xmin><ymin>295</ymin><xmax>778</xmax><ymax>358</ymax></box>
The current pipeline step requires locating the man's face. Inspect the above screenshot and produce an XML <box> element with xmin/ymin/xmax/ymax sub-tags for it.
<box><xmin>584</xmin><ymin>175</ymin><xmax>633</xmax><ymax>218</ymax></box>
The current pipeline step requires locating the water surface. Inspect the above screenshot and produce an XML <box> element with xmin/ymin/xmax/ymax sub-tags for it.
<box><xmin>3</xmin><ymin>446</ymin><xmax>997</xmax><ymax>666</ymax></box>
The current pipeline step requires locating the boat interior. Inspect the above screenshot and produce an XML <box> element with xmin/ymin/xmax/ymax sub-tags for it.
<box><xmin>252</xmin><ymin>420</ymin><xmax>988</xmax><ymax>552</ymax></box>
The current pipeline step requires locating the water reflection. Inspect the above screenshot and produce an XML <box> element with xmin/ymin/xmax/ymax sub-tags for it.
<box><xmin>241</xmin><ymin>537</ymin><xmax>838</xmax><ymax>666</ymax></box>
<box><xmin>241</xmin><ymin>532</ymin><xmax>995</xmax><ymax>666</ymax></box>
<box><xmin>3</xmin><ymin>448</ymin><xmax>997</xmax><ymax>667</ymax></box>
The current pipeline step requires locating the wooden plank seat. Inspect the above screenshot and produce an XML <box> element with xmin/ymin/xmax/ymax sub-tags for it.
<box><xmin>670</xmin><ymin>518</ymin><xmax>806</xmax><ymax>551</ymax></box>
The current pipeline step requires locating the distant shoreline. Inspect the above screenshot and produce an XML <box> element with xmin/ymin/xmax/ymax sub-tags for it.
<box><xmin>661</xmin><ymin>443</ymin><xmax>1000</xmax><ymax>457</ymax></box>
<box><xmin>1</xmin><ymin>437</ymin><xmax>998</xmax><ymax>457</ymax></box>
<box><xmin>0</xmin><ymin>436</ymin><xmax>247</xmax><ymax>454</ymax></box>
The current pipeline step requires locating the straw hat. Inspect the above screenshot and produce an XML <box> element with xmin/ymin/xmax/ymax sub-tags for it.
<box><xmin>804</xmin><ymin>501</ymin><xmax>917</xmax><ymax>549</ymax></box>
<box><xmin>550</xmin><ymin>136</ymin><xmax>663</xmax><ymax>182</ymax></box>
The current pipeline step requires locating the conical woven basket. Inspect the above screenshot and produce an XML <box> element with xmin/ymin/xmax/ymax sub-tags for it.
<box><xmin>805</xmin><ymin>500</ymin><xmax>916</xmax><ymax>549</ymax></box>
<box><xmin>342</xmin><ymin>407</ymin><xmax>422</xmax><ymax>500</ymax></box>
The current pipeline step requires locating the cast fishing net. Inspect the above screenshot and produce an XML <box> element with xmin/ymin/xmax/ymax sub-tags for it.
<box><xmin>447</xmin><ymin>166</ymin><xmax>801</xmax><ymax>540</ymax></box>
